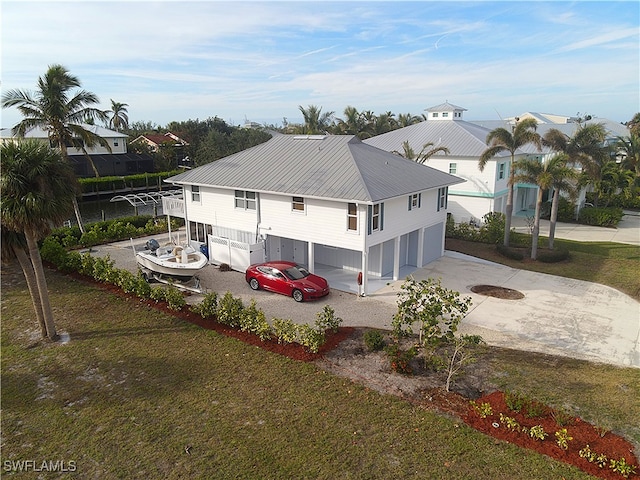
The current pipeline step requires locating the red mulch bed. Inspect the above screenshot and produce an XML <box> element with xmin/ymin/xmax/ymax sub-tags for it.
<box><xmin>62</xmin><ymin>269</ymin><xmax>639</xmax><ymax>478</ymax></box>
<box><xmin>64</xmin><ymin>269</ymin><xmax>354</xmax><ymax>362</ymax></box>
<box><xmin>464</xmin><ymin>391</ymin><xmax>639</xmax><ymax>479</ymax></box>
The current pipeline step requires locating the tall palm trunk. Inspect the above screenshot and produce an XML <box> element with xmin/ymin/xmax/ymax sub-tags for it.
<box><xmin>503</xmin><ymin>161</ymin><xmax>515</xmax><ymax>246</ymax></box>
<box><xmin>531</xmin><ymin>188</ymin><xmax>544</xmax><ymax>260</ymax></box>
<box><xmin>548</xmin><ymin>189</ymin><xmax>560</xmax><ymax>250</ymax></box>
<box><xmin>25</xmin><ymin>228</ymin><xmax>58</xmax><ymax>341</ymax></box>
<box><xmin>60</xmin><ymin>143</ymin><xmax>85</xmax><ymax>233</ymax></box>
<box><xmin>12</xmin><ymin>245</ymin><xmax>47</xmax><ymax>337</ymax></box>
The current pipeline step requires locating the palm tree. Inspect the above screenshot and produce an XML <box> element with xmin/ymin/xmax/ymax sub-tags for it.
<box><xmin>298</xmin><ymin>105</ymin><xmax>334</xmax><ymax>134</ymax></box>
<box><xmin>397</xmin><ymin>113</ymin><xmax>422</xmax><ymax>127</ymax></box>
<box><xmin>1</xmin><ymin>140</ymin><xmax>79</xmax><ymax>340</ymax></box>
<box><xmin>628</xmin><ymin>112</ymin><xmax>640</xmax><ymax>136</ymax></box>
<box><xmin>2</xmin><ymin>64</ymin><xmax>110</xmax><ymax>231</ymax></box>
<box><xmin>394</xmin><ymin>140</ymin><xmax>450</xmax><ymax>163</ymax></box>
<box><xmin>546</xmin><ymin>158</ymin><xmax>577</xmax><ymax>250</ymax></box>
<box><xmin>614</xmin><ymin>134</ymin><xmax>640</xmax><ymax>177</ymax></box>
<box><xmin>514</xmin><ymin>154</ymin><xmax>576</xmax><ymax>258</ymax></box>
<box><xmin>108</xmin><ymin>99</ymin><xmax>129</xmax><ymax>132</ymax></box>
<box><xmin>479</xmin><ymin>118</ymin><xmax>542</xmax><ymax>246</ymax></box>
<box><xmin>1</xmin><ymin>227</ymin><xmax>47</xmax><ymax>337</ymax></box>
<box><xmin>335</xmin><ymin>106</ymin><xmax>367</xmax><ymax>137</ymax></box>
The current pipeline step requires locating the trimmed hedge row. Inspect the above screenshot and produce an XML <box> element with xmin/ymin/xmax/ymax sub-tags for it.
<box><xmin>41</xmin><ymin>235</ymin><xmax>342</xmax><ymax>354</ymax></box>
<box><xmin>78</xmin><ymin>170</ymin><xmax>182</xmax><ymax>194</ymax></box>
<box><xmin>46</xmin><ymin>215</ymin><xmax>184</xmax><ymax>248</ymax></box>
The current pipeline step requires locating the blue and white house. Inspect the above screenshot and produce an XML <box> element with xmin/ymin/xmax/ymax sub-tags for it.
<box><xmin>166</xmin><ymin>134</ymin><xmax>462</xmax><ymax>295</ymax></box>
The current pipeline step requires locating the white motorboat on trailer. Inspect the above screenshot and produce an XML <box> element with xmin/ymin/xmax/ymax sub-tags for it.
<box><xmin>136</xmin><ymin>239</ymin><xmax>208</xmax><ymax>278</ymax></box>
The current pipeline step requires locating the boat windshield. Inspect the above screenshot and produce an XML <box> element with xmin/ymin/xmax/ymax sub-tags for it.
<box><xmin>283</xmin><ymin>266</ymin><xmax>310</xmax><ymax>280</ymax></box>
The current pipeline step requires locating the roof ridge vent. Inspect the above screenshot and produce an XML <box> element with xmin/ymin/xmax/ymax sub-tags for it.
<box><xmin>293</xmin><ymin>135</ymin><xmax>327</xmax><ymax>140</ymax></box>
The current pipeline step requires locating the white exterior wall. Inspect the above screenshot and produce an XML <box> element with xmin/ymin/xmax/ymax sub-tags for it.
<box><xmin>364</xmin><ymin>190</ymin><xmax>445</xmax><ymax>249</ymax></box>
<box><xmin>185</xmin><ymin>186</ymin><xmax>259</xmax><ymax>235</ymax></box>
<box><xmin>68</xmin><ymin>137</ymin><xmax>127</xmax><ymax>155</ymax></box>
<box><xmin>429</xmin><ymin>156</ymin><xmax>498</xmax><ymax>196</ymax></box>
<box><xmin>259</xmin><ymin>194</ymin><xmax>365</xmax><ymax>250</ymax></box>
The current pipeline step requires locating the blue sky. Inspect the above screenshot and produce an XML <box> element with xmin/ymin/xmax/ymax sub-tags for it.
<box><xmin>1</xmin><ymin>1</ymin><xmax>638</xmax><ymax>129</ymax></box>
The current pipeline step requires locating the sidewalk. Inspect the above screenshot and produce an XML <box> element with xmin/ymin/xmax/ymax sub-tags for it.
<box><xmin>510</xmin><ymin>211</ymin><xmax>640</xmax><ymax>246</ymax></box>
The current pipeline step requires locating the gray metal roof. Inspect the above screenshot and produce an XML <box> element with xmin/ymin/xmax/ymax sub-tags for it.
<box><xmin>425</xmin><ymin>101</ymin><xmax>467</xmax><ymax>112</ymax></box>
<box><xmin>0</xmin><ymin>124</ymin><xmax>128</xmax><ymax>139</ymax></box>
<box><xmin>364</xmin><ymin>119</ymin><xmax>513</xmax><ymax>158</ymax></box>
<box><xmin>167</xmin><ymin>134</ymin><xmax>462</xmax><ymax>203</ymax></box>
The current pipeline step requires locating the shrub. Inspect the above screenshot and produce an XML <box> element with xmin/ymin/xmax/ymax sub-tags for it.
<box><xmin>240</xmin><ymin>300</ymin><xmax>273</xmax><ymax>341</ymax></box>
<box><xmin>315</xmin><ymin>305</ymin><xmax>342</xmax><ymax>333</ymax></box>
<box><xmin>536</xmin><ymin>248</ymin><xmax>570</xmax><ymax>263</ymax></box>
<box><xmin>385</xmin><ymin>343</ymin><xmax>417</xmax><ymax>375</ymax></box>
<box><xmin>496</xmin><ymin>244</ymin><xmax>524</xmax><ymax>260</ymax></box>
<box><xmin>216</xmin><ymin>292</ymin><xmax>244</xmax><ymax>327</ymax></box>
<box><xmin>363</xmin><ymin>330</ymin><xmax>386</xmax><ymax>352</ymax></box>
<box><xmin>469</xmin><ymin>401</ymin><xmax>493</xmax><ymax>419</ymax></box>
<box><xmin>504</xmin><ymin>390</ymin><xmax>527</xmax><ymax>413</ymax></box>
<box><xmin>40</xmin><ymin>236</ymin><xmax>70</xmax><ymax>269</ymax></box>
<box><xmin>191</xmin><ymin>292</ymin><xmax>219</xmax><ymax>319</ymax></box>
<box><xmin>150</xmin><ymin>286</ymin><xmax>167</xmax><ymax>303</ymax></box>
<box><xmin>578</xmin><ymin>206</ymin><xmax>624</xmax><ymax>227</ymax></box>
<box><xmin>297</xmin><ymin>324</ymin><xmax>325</xmax><ymax>353</ymax></box>
<box><xmin>392</xmin><ymin>277</ymin><xmax>472</xmax><ymax>348</ymax></box>
<box><xmin>272</xmin><ymin>318</ymin><xmax>299</xmax><ymax>344</ymax></box>
<box><xmin>481</xmin><ymin>211</ymin><xmax>505</xmax><ymax>244</ymax></box>
<box><xmin>163</xmin><ymin>286</ymin><xmax>186</xmax><ymax>311</ymax></box>
<box><xmin>116</xmin><ymin>269</ymin><xmax>139</xmax><ymax>294</ymax></box>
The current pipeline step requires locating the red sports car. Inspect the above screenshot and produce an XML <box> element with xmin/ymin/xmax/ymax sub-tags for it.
<box><xmin>245</xmin><ymin>261</ymin><xmax>330</xmax><ymax>302</ymax></box>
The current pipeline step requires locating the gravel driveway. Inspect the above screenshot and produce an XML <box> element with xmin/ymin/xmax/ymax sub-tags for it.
<box><xmin>88</xmin><ymin>236</ymin><xmax>399</xmax><ymax>330</ymax></box>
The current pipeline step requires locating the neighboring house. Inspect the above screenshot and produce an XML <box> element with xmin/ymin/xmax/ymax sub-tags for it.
<box><xmin>165</xmin><ymin>134</ymin><xmax>462</xmax><ymax>295</ymax></box>
<box><xmin>364</xmin><ymin>102</ymin><xmax>530</xmax><ymax>224</ymax></box>
<box><xmin>0</xmin><ymin>124</ymin><xmax>154</xmax><ymax>177</ymax></box>
<box><xmin>472</xmin><ymin>113</ymin><xmax>630</xmax><ymax>210</ymax></box>
<box><xmin>131</xmin><ymin>132</ymin><xmax>190</xmax><ymax>169</ymax></box>
<box><xmin>365</xmin><ymin>103</ymin><xmax>630</xmax><ymax>224</ymax></box>
<box><xmin>130</xmin><ymin>132</ymin><xmax>190</xmax><ymax>152</ymax></box>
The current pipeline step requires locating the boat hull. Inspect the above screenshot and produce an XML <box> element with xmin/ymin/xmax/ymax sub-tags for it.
<box><xmin>136</xmin><ymin>248</ymin><xmax>208</xmax><ymax>277</ymax></box>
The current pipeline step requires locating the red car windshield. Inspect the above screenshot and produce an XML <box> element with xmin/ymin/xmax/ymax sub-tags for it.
<box><xmin>283</xmin><ymin>266</ymin><xmax>310</xmax><ymax>280</ymax></box>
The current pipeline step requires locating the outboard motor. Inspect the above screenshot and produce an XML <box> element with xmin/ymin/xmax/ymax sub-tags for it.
<box><xmin>145</xmin><ymin>238</ymin><xmax>160</xmax><ymax>252</ymax></box>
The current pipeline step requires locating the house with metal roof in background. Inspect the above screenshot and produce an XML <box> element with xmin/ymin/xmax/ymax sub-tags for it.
<box><xmin>365</xmin><ymin>102</ymin><xmax>524</xmax><ymax>224</ymax></box>
<box><xmin>0</xmin><ymin>124</ymin><xmax>154</xmax><ymax>177</ymax></box>
<box><xmin>365</xmin><ymin>102</ymin><xmax>630</xmax><ymax>225</ymax></box>
<box><xmin>165</xmin><ymin>134</ymin><xmax>462</xmax><ymax>295</ymax></box>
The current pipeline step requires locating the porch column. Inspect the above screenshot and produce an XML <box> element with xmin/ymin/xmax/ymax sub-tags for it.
<box><xmin>361</xmin><ymin>249</ymin><xmax>369</xmax><ymax>296</ymax></box>
<box><xmin>393</xmin><ymin>236</ymin><xmax>400</xmax><ymax>281</ymax></box>
<box><xmin>307</xmin><ymin>241</ymin><xmax>315</xmax><ymax>273</ymax></box>
<box><xmin>417</xmin><ymin>228</ymin><xmax>425</xmax><ymax>267</ymax></box>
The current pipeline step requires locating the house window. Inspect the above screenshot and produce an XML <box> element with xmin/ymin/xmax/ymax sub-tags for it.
<box><xmin>367</xmin><ymin>203</ymin><xmax>384</xmax><ymax>234</ymax></box>
<box><xmin>191</xmin><ymin>185</ymin><xmax>200</xmax><ymax>202</ymax></box>
<box><xmin>114</xmin><ymin>139</ymin><xmax>119</xmax><ymax>147</ymax></box>
<box><xmin>235</xmin><ymin>190</ymin><xmax>256</xmax><ymax>210</ymax></box>
<box><xmin>432</xmin><ymin>112</ymin><xmax>439</xmax><ymax>118</ymax></box>
<box><xmin>449</xmin><ymin>163</ymin><xmax>457</xmax><ymax>174</ymax></box>
<box><xmin>292</xmin><ymin>196</ymin><xmax>305</xmax><ymax>212</ymax></box>
<box><xmin>347</xmin><ymin>203</ymin><xmax>358</xmax><ymax>231</ymax></box>
<box><xmin>408</xmin><ymin>193</ymin><xmax>421</xmax><ymax>211</ymax></box>
<box><xmin>498</xmin><ymin>163</ymin><xmax>506</xmax><ymax>180</ymax></box>
<box><xmin>189</xmin><ymin>221</ymin><xmax>207</xmax><ymax>242</ymax></box>
<box><xmin>442</xmin><ymin>112</ymin><xmax>449</xmax><ymax>118</ymax></box>
<box><xmin>437</xmin><ymin>187</ymin><xmax>448</xmax><ymax>211</ymax></box>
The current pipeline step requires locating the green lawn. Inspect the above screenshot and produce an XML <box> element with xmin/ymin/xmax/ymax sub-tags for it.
<box><xmin>1</xmin><ymin>269</ymin><xmax>611</xmax><ymax>480</ymax></box>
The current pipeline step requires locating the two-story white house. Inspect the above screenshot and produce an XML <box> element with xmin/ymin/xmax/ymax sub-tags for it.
<box><xmin>364</xmin><ymin>102</ymin><xmax>538</xmax><ymax>225</ymax></box>
<box><xmin>0</xmin><ymin>124</ymin><xmax>154</xmax><ymax>177</ymax></box>
<box><xmin>165</xmin><ymin>134</ymin><xmax>462</xmax><ymax>295</ymax></box>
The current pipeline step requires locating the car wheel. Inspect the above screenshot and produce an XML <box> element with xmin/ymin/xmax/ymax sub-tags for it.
<box><xmin>292</xmin><ymin>289</ymin><xmax>304</xmax><ymax>302</ymax></box>
<box><xmin>249</xmin><ymin>278</ymin><xmax>260</xmax><ymax>290</ymax></box>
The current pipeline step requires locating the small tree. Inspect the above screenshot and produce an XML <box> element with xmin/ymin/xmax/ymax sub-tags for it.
<box><xmin>392</xmin><ymin>277</ymin><xmax>472</xmax><ymax>347</ymax></box>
